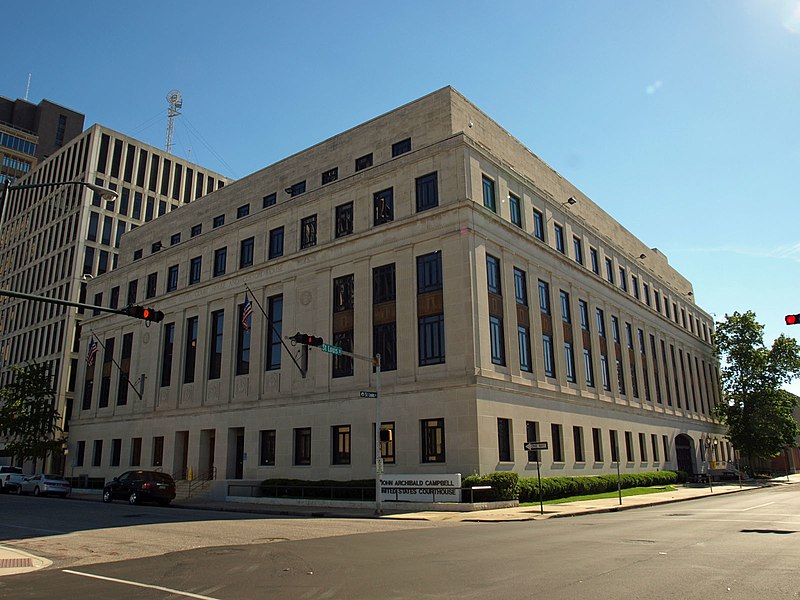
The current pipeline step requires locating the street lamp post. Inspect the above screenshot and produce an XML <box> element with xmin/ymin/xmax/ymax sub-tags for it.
<box><xmin>0</xmin><ymin>178</ymin><xmax>118</xmax><ymax>234</ymax></box>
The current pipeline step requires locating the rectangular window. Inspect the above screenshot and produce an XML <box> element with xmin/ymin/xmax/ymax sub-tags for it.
<box><xmin>644</xmin><ymin>283</ymin><xmax>651</xmax><ymax>306</ymax></box>
<box><xmin>419</xmin><ymin>314</ymin><xmax>445</xmax><ymax>366</ymax></box>
<box><xmin>355</xmin><ymin>153</ymin><xmax>373</xmax><ymax>171</ymax></box>
<box><xmin>639</xmin><ymin>432</ymin><xmax>648</xmax><ymax>462</ymax></box>
<box><xmin>263</xmin><ymin>193</ymin><xmax>277</xmax><ymax>208</ymax></box>
<box><xmin>213</xmin><ymin>247</ymin><xmax>227</xmax><ymax>277</ymax></box>
<box><xmin>75</xmin><ymin>440</ymin><xmax>86</xmax><ymax>466</ymax></box>
<box><xmin>374</xmin><ymin>322</ymin><xmax>397</xmax><ymax>372</ymax></box>
<box><xmin>490</xmin><ymin>315</ymin><xmax>505</xmax><ymax>366</ymax></box>
<box><xmin>294</xmin><ymin>428</ymin><xmax>311</xmax><ymax>465</ymax></box>
<box><xmin>564</xmin><ymin>342</ymin><xmax>576</xmax><ymax>382</ymax></box>
<box><xmin>373</xmin><ymin>263</ymin><xmax>396</xmax><ymax>304</ymax></box>
<box><xmin>300</xmin><ymin>215</ymin><xmax>317</xmax><ymax>249</ymax></box>
<box><xmin>605</xmin><ymin>257</ymin><xmax>614</xmax><ymax>284</ymax></box>
<box><xmin>662</xmin><ymin>435</ymin><xmax>670</xmax><ymax>463</ymax></box>
<box><xmin>601</xmin><ymin>354</ymin><xmax>611</xmax><ymax>391</ymax></box>
<box><xmin>509</xmin><ymin>193</ymin><xmax>522</xmax><ymax>227</ymax></box>
<box><xmin>373</xmin><ymin>188</ymin><xmax>394</xmax><ymax>225</ymax></box>
<box><xmin>596</xmin><ymin>308</ymin><xmax>606</xmax><ymax>337</ymax></box>
<box><xmin>321</xmin><ymin>167</ymin><xmax>338</xmax><ymax>185</ymax></box>
<box><xmin>146</xmin><ymin>272</ymin><xmax>158</xmax><ymax>298</ymax></box>
<box><xmin>518</xmin><ymin>326</ymin><xmax>532</xmax><ymax>373</ymax></box>
<box><xmin>497</xmin><ymin>418</ymin><xmax>512</xmax><ymax>462</ymax></box>
<box><xmin>392</xmin><ymin>137</ymin><xmax>411</xmax><ymax>156</ymax></box>
<box><xmin>573</xmin><ymin>426</ymin><xmax>585</xmax><ymax>462</ymax></box>
<box><xmin>421</xmin><ymin>418</ymin><xmax>445</xmax><ymax>463</ymax></box>
<box><xmin>189</xmin><ymin>257</ymin><xmax>202</xmax><ymax>284</ymax></box>
<box><xmin>259</xmin><ymin>430</ymin><xmax>276</xmax><ymax>466</ymax></box>
<box><xmin>592</xmin><ymin>428</ymin><xmax>603</xmax><ymax>462</ymax></box>
<box><xmin>240</xmin><ymin>237</ymin><xmax>254</xmax><ymax>268</ymax></box>
<box><xmin>332</xmin><ymin>425</ymin><xmax>351</xmax><ymax>465</ymax></box>
<box><xmin>573</xmin><ymin>237</ymin><xmax>583</xmax><ymax>265</ymax></box>
<box><xmin>482</xmin><ymin>175</ymin><xmax>496</xmax><ymax>212</ymax></box>
<box><xmin>127</xmin><ymin>280</ymin><xmax>138</xmax><ymax>304</ymax></box>
<box><xmin>184</xmin><ymin>316</ymin><xmax>198</xmax><ymax>383</ymax></box>
<box><xmin>651</xmin><ymin>433</ymin><xmax>660</xmax><ymax>462</ymax></box>
<box><xmin>533</xmin><ymin>209</ymin><xmax>544</xmax><ymax>240</ymax></box>
<box><xmin>584</xmin><ymin>348</ymin><xmax>595</xmax><ymax>387</ymax></box>
<box><xmin>332</xmin><ymin>331</ymin><xmax>354</xmax><ymax>378</ymax></box>
<box><xmin>625</xmin><ymin>431</ymin><xmax>635</xmax><ymax>462</ymax></box>
<box><xmin>417</xmin><ymin>251</ymin><xmax>443</xmax><ymax>292</ymax></box>
<box><xmin>110</xmin><ymin>286</ymin><xmax>119</xmax><ymax>310</ymax></box>
<box><xmin>269</xmin><ymin>227</ymin><xmax>284</xmax><ymax>259</ymax></box>
<box><xmin>335</xmin><ymin>202</ymin><xmax>353</xmax><ymax>238</ymax></box>
<box><xmin>266</xmin><ymin>295</ymin><xmax>283</xmax><ymax>371</ymax></box>
<box><xmin>191</xmin><ymin>224</ymin><xmax>202</xmax><ymax>237</ymax></box>
<box><xmin>538</xmin><ymin>280</ymin><xmax>550</xmax><ymax>315</ymax></box>
<box><xmin>526</xmin><ymin>421</ymin><xmax>540</xmax><ymax>462</ymax></box>
<box><xmin>213</xmin><ymin>214</ymin><xmax>225</xmax><ymax>228</ymax></box>
<box><xmin>170</xmin><ymin>233</ymin><xmax>181</xmax><ymax>246</ymax></box>
<box><xmin>236</xmin><ymin>302</ymin><xmax>251</xmax><ymax>375</ymax></box>
<box><xmin>611</xmin><ymin>317</ymin><xmax>620</xmax><ymax>343</ymax></box>
<box><xmin>610</xmin><ymin>430</ymin><xmax>620</xmax><ymax>463</ymax></box>
<box><xmin>99</xmin><ymin>337</ymin><xmax>115</xmax><ymax>408</ymax></box>
<box><xmin>543</xmin><ymin>334</ymin><xmax>555</xmax><ymax>377</ymax></box>
<box><xmin>208</xmin><ymin>309</ymin><xmax>224</xmax><ymax>380</ymax></box>
<box><xmin>287</xmin><ymin>181</ymin><xmax>306</xmax><ymax>196</ymax></box>
<box><xmin>160</xmin><ymin>323</ymin><xmax>174</xmax><ymax>387</ymax></box>
<box><xmin>579</xmin><ymin>300</ymin><xmax>589</xmax><ymax>330</ymax></box>
<box><xmin>237</xmin><ymin>204</ymin><xmax>250</xmax><ymax>219</ymax></box>
<box><xmin>333</xmin><ymin>275</ymin><xmax>354</xmax><ymax>312</ymax></box>
<box><xmin>551</xmin><ymin>424</ymin><xmax>564</xmax><ymax>462</ymax></box>
<box><xmin>619</xmin><ymin>267</ymin><xmax>627</xmax><ymax>291</ymax></box>
<box><xmin>554</xmin><ymin>223</ymin><xmax>565</xmax><ymax>253</ymax></box>
<box><xmin>590</xmin><ymin>247</ymin><xmax>599</xmax><ymax>274</ymax></box>
<box><xmin>486</xmin><ymin>254</ymin><xmax>501</xmax><ymax>294</ymax></box>
<box><xmin>415</xmin><ymin>172</ymin><xmax>438</xmax><ymax>212</ymax></box>
<box><xmin>560</xmin><ymin>290</ymin><xmax>571</xmax><ymax>323</ymax></box>
<box><xmin>513</xmin><ymin>268</ymin><xmax>527</xmax><ymax>305</ymax></box>
<box><xmin>110</xmin><ymin>438</ymin><xmax>122</xmax><ymax>467</ymax></box>
<box><xmin>167</xmin><ymin>265</ymin><xmax>179</xmax><ymax>292</ymax></box>
<box><xmin>632</xmin><ymin>276</ymin><xmax>640</xmax><ymax>299</ymax></box>
<box><xmin>655</xmin><ymin>290</ymin><xmax>661</xmax><ymax>312</ymax></box>
<box><xmin>151</xmin><ymin>436</ymin><xmax>164</xmax><ymax>467</ymax></box>
<box><xmin>92</xmin><ymin>440</ymin><xmax>103</xmax><ymax>467</ymax></box>
<box><xmin>130</xmin><ymin>437</ymin><xmax>142</xmax><ymax>467</ymax></box>
<box><xmin>378</xmin><ymin>422</ymin><xmax>395</xmax><ymax>464</ymax></box>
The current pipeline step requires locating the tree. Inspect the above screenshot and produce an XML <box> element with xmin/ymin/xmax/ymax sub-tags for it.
<box><xmin>714</xmin><ymin>311</ymin><xmax>800</xmax><ymax>471</ymax></box>
<box><xmin>0</xmin><ymin>362</ymin><xmax>65</xmax><ymax>471</ymax></box>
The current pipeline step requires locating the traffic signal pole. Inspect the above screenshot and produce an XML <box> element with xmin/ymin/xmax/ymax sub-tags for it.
<box><xmin>0</xmin><ymin>288</ymin><xmax>161</xmax><ymax>321</ymax></box>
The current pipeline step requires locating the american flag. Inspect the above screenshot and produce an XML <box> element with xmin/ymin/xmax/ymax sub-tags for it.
<box><xmin>86</xmin><ymin>338</ymin><xmax>98</xmax><ymax>366</ymax></box>
<box><xmin>241</xmin><ymin>295</ymin><xmax>253</xmax><ymax>331</ymax></box>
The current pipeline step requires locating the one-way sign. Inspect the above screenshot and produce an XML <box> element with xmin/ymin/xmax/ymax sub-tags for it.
<box><xmin>360</xmin><ymin>391</ymin><xmax>378</xmax><ymax>398</ymax></box>
<box><xmin>524</xmin><ymin>441</ymin><xmax>548</xmax><ymax>451</ymax></box>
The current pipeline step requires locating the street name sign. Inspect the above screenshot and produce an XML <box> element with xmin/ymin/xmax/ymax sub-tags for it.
<box><xmin>524</xmin><ymin>441</ymin><xmax>549</xmax><ymax>451</ymax></box>
<box><xmin>322</xmin><ymin>343</ymin><xmax>342</xmax><ymax>355</ymax></box>
<box><xmin>360</xmin><ymin>391</ymin><xmax>378</xmax><ymax>398</ymax></box>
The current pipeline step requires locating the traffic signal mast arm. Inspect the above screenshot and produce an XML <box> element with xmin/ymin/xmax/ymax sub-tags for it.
<box><xmin>0</xmin><ymin>288</ymin><xmax>163</xmax><ymax>322</ymax></box>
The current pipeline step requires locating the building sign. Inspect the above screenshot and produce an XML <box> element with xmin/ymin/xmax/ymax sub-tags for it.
<box><xmin>380</xmin><ymin>473</ymin><xmax>461</xmax><ymax>502</ymax></box>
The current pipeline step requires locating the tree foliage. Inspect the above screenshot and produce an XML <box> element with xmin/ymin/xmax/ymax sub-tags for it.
<box><xmin>0</xmin><ymin>362</ymin><xmax>64</xmax><ymax>470</ymax></box>
<box><xmin>714</xmin><ymin>311</ymin><xmax>800</xmax><ymax>466</ymax></box>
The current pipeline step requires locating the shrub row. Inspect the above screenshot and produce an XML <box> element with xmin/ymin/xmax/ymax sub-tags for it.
<box><xmin>462</xmin><ymin>472</ymin><xmax>520</xmax><ymax>501</ymax></box>
<box><xmin>517</xmin><ymin>470</ymin><xmax>679</xmax><ymax>502</ymax></box>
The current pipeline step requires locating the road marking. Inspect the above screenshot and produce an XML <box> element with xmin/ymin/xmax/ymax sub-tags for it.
<box><xmin>741</xmin><ymin>502</ymin><xmax>775</xmax><ymax>511</ymax></box>
<box><xmin>0</xmin><ymin>523</ymin><xmax>67</xmax><ymax>534</ymax></box>
<box><xmin>62</xmin><ymin>570</ymin><xmax>222</xmax><ymax>600</ymax></box>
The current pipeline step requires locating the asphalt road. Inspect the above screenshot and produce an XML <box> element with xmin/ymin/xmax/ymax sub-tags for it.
<box><xmin>2</xmin><ymin>485</ymin><xmax>799</xmax><ymax>599</ymax></box>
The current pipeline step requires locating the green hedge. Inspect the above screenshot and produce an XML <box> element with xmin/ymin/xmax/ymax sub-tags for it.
<box><xmin>518</xmin><ymin>470</ymin><xmax>679</xmax><ymax>502</ymax></box>
<box><xmin>462</xmin><ymin>472</ymin><xmax>520</xmax><ymax>501</ymax></box>
<box><xmin>259</xmin><ymin>478</ymin><xmax>376</xmax><ymax>500</ymax></box>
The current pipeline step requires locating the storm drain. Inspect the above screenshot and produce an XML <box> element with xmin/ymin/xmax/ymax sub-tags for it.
<box><xmin>0</xmin><ymin>558</ymin><xmax>33</xmax><ymax>569</ymax></box>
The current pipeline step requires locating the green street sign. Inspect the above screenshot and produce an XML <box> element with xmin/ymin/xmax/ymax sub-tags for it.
<box><xmin>322</xmin><ymin>343</ymin><xmax>342</xmax><ymax>355</ymax></box>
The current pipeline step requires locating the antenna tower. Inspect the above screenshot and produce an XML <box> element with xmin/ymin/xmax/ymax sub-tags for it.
<box><xmin>165</xmin><ymin>90</ymin><xmax>183</xmax><ymax>154</ymax></box>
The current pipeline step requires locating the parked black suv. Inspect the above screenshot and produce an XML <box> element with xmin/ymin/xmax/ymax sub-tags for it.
<box><xmin>102</xmin><ymin>470</ymin><xmax>176</xmax><ymax>506</ymax></box>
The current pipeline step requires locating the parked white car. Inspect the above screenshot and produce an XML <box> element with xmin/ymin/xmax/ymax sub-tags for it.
<box><xmin>18</xmin><ymin>474</ymin><xmax>71</xmax><ymax>498</ymax></box>
<box><xmin>0</xmin><ymin>466</ymin><xmax>24</xmax><ymax>493</ymax></box>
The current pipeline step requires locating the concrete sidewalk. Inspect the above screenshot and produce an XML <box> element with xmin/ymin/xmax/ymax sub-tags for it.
<box><xmin>1</xmin><ymin>474</ymin><xmax>798</xmax><ymax>577</ymax></box>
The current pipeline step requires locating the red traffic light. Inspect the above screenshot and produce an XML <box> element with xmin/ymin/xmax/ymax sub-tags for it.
<box><xmin>290</xmin><ymin>332</ymin><xmax>324</xmax><ymax>346</ymax></box>
<box><xmin>124</xmin><ymin>305</ymin><xmax>165</xmax><ymax>323</ymax></box>
<box><xmin>786</xmin><ymin>314</ymin><xmax>800</xmax><ymax>326</ymax></box>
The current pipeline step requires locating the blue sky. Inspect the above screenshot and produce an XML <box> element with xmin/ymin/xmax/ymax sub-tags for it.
<box><xmin>7</xmin><ymin>1</ymin><xmax>800</xmax><ymax>390</ymax></box>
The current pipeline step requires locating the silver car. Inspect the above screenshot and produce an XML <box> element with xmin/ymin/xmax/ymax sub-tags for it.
<box><xmin>18</xmin><ymin>474</ymin><xmax>71</xmax><ymax>498</ymax></box>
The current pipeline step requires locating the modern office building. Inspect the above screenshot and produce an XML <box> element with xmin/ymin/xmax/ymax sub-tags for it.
<box><xmin>0</xmin><ymin>124</ymin><xmax>230</xmax><ymax>471</ymax></box>
<box><xmin>0</xmin><ymin>96</ymin><xmax>85</xmax><ymax>183</ymax></box>
<box><xmin>68</xmin><ymin>87</ymin><xmax>727</xmax><ymax>487</ymax></box>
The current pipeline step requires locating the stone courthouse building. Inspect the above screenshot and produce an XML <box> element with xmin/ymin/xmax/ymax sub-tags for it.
<box><xmin>67</xmin><ymin>87</ymin><xmax>729</xmax><ymax>486</ymax></box>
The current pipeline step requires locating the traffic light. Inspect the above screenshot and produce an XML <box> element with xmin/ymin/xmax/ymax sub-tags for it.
<box><xmin>124</xmin><ymin>305</ymin><xmax>165</xmax><ymax>323</ymax></box>
<box><xmin>290</xmin><ymin>332</ymin><xmax>324</xmax><ymax>346</ymax></box>
<box><xmin>786</xmin><ymin>314</ymin><xmax>800</xmax><ymax>326</ymax></box>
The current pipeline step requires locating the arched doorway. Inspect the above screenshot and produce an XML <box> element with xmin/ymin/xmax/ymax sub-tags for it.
<box><xmin>675</xmin><ymin>434</ymin><xmax>695</xmax><ymax>474</ymax></box>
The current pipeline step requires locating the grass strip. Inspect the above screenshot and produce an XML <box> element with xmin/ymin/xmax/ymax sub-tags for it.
<box><xmin>520</xmin><ymin>485</ymin><xmax>677</xmax><ymax>506</ymax></box>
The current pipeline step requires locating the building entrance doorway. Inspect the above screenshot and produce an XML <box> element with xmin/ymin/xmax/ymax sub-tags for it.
<box><xmin>675</xmin><ymin>434</ymin><xmax>695</xmax><ymax>474</ymax></box>
<box><xmin>199</xmin><ymin>429</ymin><xmax>216</xmax><ymax>479</ymax></box>
<box><xmin>173</xmin><ymin>431</ymin><xmax>189</xmax><ymax>480</ymax></box>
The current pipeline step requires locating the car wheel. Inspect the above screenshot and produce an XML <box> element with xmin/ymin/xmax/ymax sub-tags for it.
<box><xmin>129</xmin><ymin>491</ymin><xmax>138</xmax><ymax>505</ymax></box>
<box><xmin>102</xmin><ymin>489</ymin><xmax>113</xmax><ymax>503</ymax></box>
<box><xmin>33</xmin><ymin>487</ymin><xmax>40</xmax><ymax>497</ymax></box>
